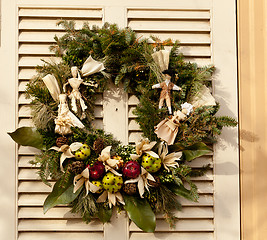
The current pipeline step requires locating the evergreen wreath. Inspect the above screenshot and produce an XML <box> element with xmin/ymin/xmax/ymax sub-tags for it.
<box><xmin>9</xmin><ymin>21</ymin><xmax>237</xmax><ymax>232</ymax></box>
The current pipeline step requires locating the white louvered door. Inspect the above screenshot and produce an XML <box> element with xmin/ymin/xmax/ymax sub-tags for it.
<box><xmin>3</xmin><ymin>0</ymin><xmax>239</xmax><ymax>240</ymax></box>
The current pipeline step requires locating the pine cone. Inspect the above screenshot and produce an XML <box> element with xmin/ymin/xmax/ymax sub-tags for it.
<box><xmin>70</xmin><ymin>161</ymin><xmax>85</xmax><ymax>175</ymax></box>
<box><xmin>93</xmin><ymin>138</ymin><xmax>105</xmax><ymax>154</ymax></box>
<box><xmin>123</xmin><ymin>183</ymin><xmax>137</xmax><ymax>195</ymax></box>
<box><xmin>148</xmin><ymin>176</ymin><xmax>161</xmax><ymax>188</ymax></box>
<box><xmin>56</xmin><ymin>137</ymin><xmax>68</xmax><ymax>148</ymax></box>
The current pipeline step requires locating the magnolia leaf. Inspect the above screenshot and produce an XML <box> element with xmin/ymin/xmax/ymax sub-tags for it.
<box><xmin>182</xmin><ymin>142</ymin><xmax>212</xmax><ymax>162</ymax></box>
<box><xmin>168</xmin><ymin>143</ymin><xmax>185</xmax><ymax>152</ymax></box>
<box><xmin>8</xmin><ymin>127</ymin><xmax>44</xmax><ymax>150</ymax></box>
<box><xmin>169</xmin><ymin>184</ymin><xmax>198</xmax><ymax>202</ymax></box>
<box><xmin>96</xmin><ymin>204</ymin><xmax>113</xmax><ymax>223</ymax></box>
<box><xmin>123</xmin><ymin>194</ymin><xmax>156</xmax><ymax>232</ymax></box>
<box><xmin>44</xmin><ymin>175</ymin><xmax>81</xmax><ymax>214</ymax></box>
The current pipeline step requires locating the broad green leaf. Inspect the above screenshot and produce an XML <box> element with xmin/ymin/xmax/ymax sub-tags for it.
<box><xmin>96</xmin><ymin>205</ymin><xmax>113</xmax><ymax>223</ymax></box>
<box><xmin>43</xmin><ymin>175</ymin><xmax>81</xmax><ymax>214</ymax></box>
<box><xmin>168</xmin><ymin>143</ymin><xmax>185</xmax><ymax>152</ymax></box>
<box><xmin>169</xmin><ymin>184</ymin><xmax>198</xmax><ymax>202</ymax></box>
<box><xmin>123</xmin><ymin>194</ymin><xmax>156</xmax><ymax>232</ymax></box>
<box><xmin>182</xmin><ymin>142</ymin><xmax>212</xmax><ymax>162</ymax></box>
<box><xmin>8</xmin><ymin>127</ymin><xmax>44</xmax><ymax>150</ymax></box>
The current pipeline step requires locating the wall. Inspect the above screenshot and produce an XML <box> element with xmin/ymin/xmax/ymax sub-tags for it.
<box><xmin>238</xmin><ymin>0</ymin><xmax>267</xmax><ymax>239</ymax></box>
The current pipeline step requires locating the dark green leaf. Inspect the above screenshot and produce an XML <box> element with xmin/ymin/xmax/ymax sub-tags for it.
<box><xmin>123</xmin><ymin>194</ymin><xmax>156</xmax><ymax>232</ymax></box>
<box><xmin>96</xmin><ymin>205</ymin><xmax>113</xmax><ymax>223</ymax></box>
<box><xmin>182</xmin><ymin>142</ymin><xmax>212</xmax><ymax>162</ymax></box>
<box><xmin>43</xmin><ymin>175</ymin><xmax>81</xmax><ymax>214</ymax></box>
<box><xmin>168</xmin><ymin>143</ymin><xmax>185</xmax><ymax>152</ymax></box>
<box><xmin>8</xmin><ymin>127</ymin><xmax>44</xmax><ymax>150</ymax></box>
<box><xmin>169</xmin><ymin>184</ymin><xmax>198</xmax><ymax>202</ymax></box>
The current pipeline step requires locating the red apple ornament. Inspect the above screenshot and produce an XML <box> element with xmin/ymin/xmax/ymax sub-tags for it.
<box><xmin>123</xmin><ymin>161</ymin><xmax>141</xmax><ymax>179</ymax></box>
<box><xmin>89</xmin><ymin>161</ymin><xmax>105</xmax><ymax>180</ymax></box>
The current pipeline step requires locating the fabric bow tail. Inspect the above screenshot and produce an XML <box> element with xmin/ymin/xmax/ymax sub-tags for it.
<box><xmin>96</xmin><ymin>190</ymin><xmax>125</xmax><ymax>208</ymax></box>
<box><xmin>42</xmin><ymin>74</ymin><xmax>61</xmax><ymax>101</ymax></box>
<box><xmin>152</xmin><ymin>49</ymin><xmax>170</xmax><ymax>72</ymax></box>
<box><xmin>73</xmin><ymin>168</ymin><xmax>100</xmax><ymax>195</ymax></box>
<box><xmin>125</xmin><ymin>167</ymin><xmax>155</xmax><ymax>198</ymax></box>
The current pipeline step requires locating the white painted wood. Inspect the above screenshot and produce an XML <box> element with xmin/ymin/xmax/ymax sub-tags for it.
<box><xmin>18</xmin><ymin>232</ymin><xmax>104</xmax><ymax>240</ymax></box>
<box><xmin>212</xmin><ymin>0</ymin><xmax>240</xmax><ymax>239</ymax></box>
<box><xmin>0</xmin><ymin>1</ymin><xmax>17</xmax><ymax>239</ymax></box>
<box><xmin>19</xmin><ymin>19</ymin><xmax>102</xmax><ymax>30</ymax></box>
<box><xmin>18</xmin><ymin>219</ymin><xmax>104</xmax><ymax>231</ymax></box>
<box><xmin>130</xmin><ymin>219</ymin><xmax>214</xmax><ymax>231</ymax></box>
<box><xmin>130</xmin><ymin>232</ymin><xmax>213</xmax><ymax>240</ymax></box>
<box><xmin>127</xmin><ymin>9</ymin><xmax>210</xmax><ymax>19</ymax></box>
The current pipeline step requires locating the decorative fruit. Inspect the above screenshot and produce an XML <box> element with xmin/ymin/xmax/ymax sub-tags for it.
<box><xmin>91</xmin><ymin>180</ymin><xmax>103</xmax><ymax>194</ymax></box>
<box><xmin>102</xmin><ymin>172</ymin><xmax>123</xmax><ymax>193</ymax></box>
<box><xmin>89</xmin><ymin>161</ymin><xmax>105</xmax><ymax>180</ymax></box>
<box><xmin>75</xmin><ymin>143</ymin><xmax>91</xmax><ymax>160</ymax></box>
<box><xmin>141</xmin><ymin>154</ymin><xmax>162</xmax><ymax>173</ymax></box>
<box><xmin>123</xmin><ymin>160</ymin><xmax>141</xmax><ymax>179</ymax></box>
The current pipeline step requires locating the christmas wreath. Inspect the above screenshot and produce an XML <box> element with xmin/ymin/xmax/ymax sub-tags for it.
<box><xmin>9</xmin><ymin>21</ymin><xmax>237</xmax><ymax>232</ymax></box>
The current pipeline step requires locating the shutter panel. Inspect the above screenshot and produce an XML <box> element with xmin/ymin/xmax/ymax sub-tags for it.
<box><xmin>126</xmin><ymin>7</ymin><xmax>214</xmax><ymax>239</ymax></box>
<box><xmin>17</xmin><ymin>6</ymin><xmax>105</xmax><ymax>240</ymax></box>
<box><xmin>14</xmin><ymin>1</ymin><xmax>239</xmax><ymax>240</ymax></box>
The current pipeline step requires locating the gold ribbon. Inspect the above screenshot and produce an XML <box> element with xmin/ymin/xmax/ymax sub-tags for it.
<box><xmin>73</xmin><ymin>168</ymin><xmax>100</xmax><ymax>195</ymax></box>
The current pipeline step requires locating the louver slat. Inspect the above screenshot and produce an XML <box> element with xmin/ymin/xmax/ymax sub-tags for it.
<box><xmin>17</xmin><ymin>6</ymin><xmax>104</xmax><ymax>240</ymax></box>
<box><xmin>127</xmin><ymin>8</ymin><xmax>214</xmax><ymax>240</ymax></box>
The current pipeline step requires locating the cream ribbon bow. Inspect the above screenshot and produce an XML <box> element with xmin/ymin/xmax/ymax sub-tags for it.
<box><xmin>158</xmin><ymin>142</ymin><xmax>182</xmax><ymax>171</ymax></box>
<box><xmin>96</xmin><ymin>190</ymin><xmax>125</xmax><ymax>208</ymax></box>
<box><xmin>73</xmin><ymin>168</ymin><xmax>100</xmax><ymax>195</ymax></box>
<box><xmin>98</xmin><ymin>146</ymin><xmax>122</xmax><ymax>176</ymax></box>
<box><xmin>125</xmin><ymin>167</ymin><xmax>155</xmax><ymax>198</ymax></box>
<box><xmin>50</xmin><ymin>142</ymin><xmax>83</xmax><ymax>171</ymax></box>
<box><xmin>130</xmin><ymin>139</ymin><xmax>159</xmax><ymax>161</ymax></box>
